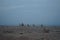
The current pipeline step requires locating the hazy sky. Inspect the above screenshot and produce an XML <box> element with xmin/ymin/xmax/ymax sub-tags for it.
<box><xmin>0</xmin><ymin>0</ymin><xmax>60</xmax><ymax>26</ymax></box>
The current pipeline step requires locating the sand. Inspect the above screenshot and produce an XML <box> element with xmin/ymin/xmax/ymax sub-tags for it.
<box><xmin>0</xmin><ymin>25</ymin><xmax>60</xmax><ymax>40</ymax></box>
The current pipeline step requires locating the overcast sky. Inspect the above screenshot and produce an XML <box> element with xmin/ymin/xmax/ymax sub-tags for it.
<box><xmin>0</xmin><ymin>0</ymin><xmax>60</xmax><ymax>26</ymax></box>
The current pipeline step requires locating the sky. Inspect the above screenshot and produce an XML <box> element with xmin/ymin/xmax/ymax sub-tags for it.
<box><xmin>0</xmin><ymin>0</ymin><xmax>60</xmax><ymax>26</ymax></box>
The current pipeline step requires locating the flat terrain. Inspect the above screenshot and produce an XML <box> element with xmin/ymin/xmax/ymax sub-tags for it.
<box><xmin>0</xmin><ymin>25</ymin><xmax>60</xmax><ymax>40</ymax></box>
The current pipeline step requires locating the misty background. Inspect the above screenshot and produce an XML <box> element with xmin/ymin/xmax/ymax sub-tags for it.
<box><xmin>0</xmin><ymin>0</ymin><xmax>60</xmax><ymax>26</ymax></box>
